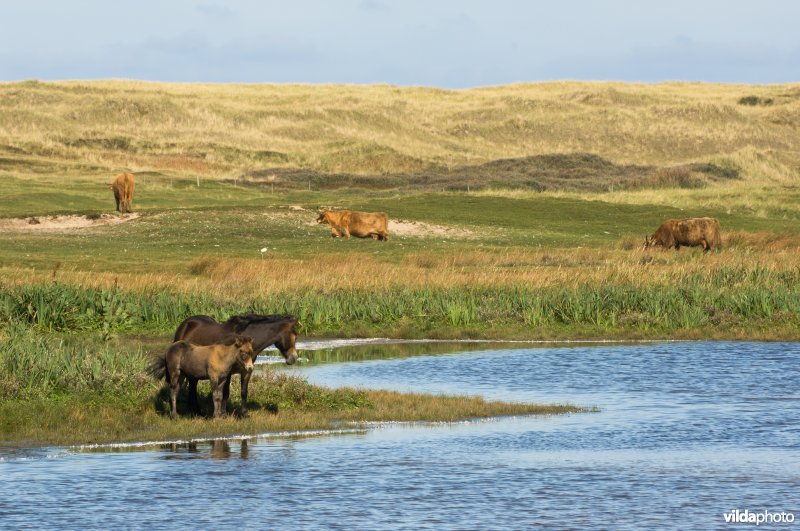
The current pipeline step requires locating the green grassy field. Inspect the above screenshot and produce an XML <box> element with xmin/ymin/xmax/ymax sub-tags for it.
<box><xmin>1</xmin><ymin>80</ymin><xmax>798</xmax><ymax>445</ymax></box>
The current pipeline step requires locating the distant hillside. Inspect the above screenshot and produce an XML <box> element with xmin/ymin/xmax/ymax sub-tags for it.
<box><xmin>1</xmin><ymin>80</ymin><xmax>798</xmax><ymax>187</ymax></box>
<box><xmin>239</xmin><ymin>153</ymin><xmax>740</xmax><ymax>193</ymax></box>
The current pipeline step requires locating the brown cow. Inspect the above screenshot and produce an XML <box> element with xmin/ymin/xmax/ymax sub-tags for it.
<box><xmin>644</xmin><ymin>217</ymin><xmax>721</xmax><ymax>252</ymax></box>
<box><xmin>109</xmin><ymin>172</ymin><xmax>135</xmax><ymax>213</ymax></box>
<box><xmin>316</xmin><ymin>209</ymin><xmax>389</xmax><ymax>241</ymax></box>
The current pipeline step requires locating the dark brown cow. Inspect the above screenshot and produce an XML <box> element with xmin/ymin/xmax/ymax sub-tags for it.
<box><xmin>644</xmin><ymin>217</ymin><xmax>721</xmax><ymax>252</ymax></box>
<box><xmin>109</xmin><ymin>172</ymin><xmax>135</xmax><ymax>213</ymax></box>
<box><xmin>316</xmin><ymin>209</ymin><xmax>389</xmax><ymax>241</ymax></box>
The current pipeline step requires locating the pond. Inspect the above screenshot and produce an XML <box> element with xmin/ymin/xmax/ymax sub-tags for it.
<box><xmin>1</xmin><ymin>341</ymin><xmax>798</xmax><ymax>529</ymax></box>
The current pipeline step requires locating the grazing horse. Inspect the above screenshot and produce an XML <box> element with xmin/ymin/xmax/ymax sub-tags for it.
<box><xmin>173</xmin><ymin>314</ymin><xmax>300</xmax><ymax>416</ymax></box>
<box><xmin>151</xmin><ymin>335</ymin><xmax>254</xmax><ymax>419</ymax></box>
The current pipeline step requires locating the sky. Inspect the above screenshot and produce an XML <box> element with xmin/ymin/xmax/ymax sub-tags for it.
<box><xmin>1</xmin><ymin>0</ymin><xmax>798</xmax><ymax>87</ymax></box>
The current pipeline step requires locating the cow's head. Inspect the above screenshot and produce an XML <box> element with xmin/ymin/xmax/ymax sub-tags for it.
<box><xmin>316</xmin><ymin>210</ymin><xmax>331</xmax><ymax>224</ymax></box>
<box><xmin>642</xmin><ymin>235</ymin><xmax>653</xmax><ymax>250</ymax></box>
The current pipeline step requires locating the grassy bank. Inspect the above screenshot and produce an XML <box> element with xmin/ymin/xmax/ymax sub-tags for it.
<box><xmin>0</xmin><ymin>320</ymin><xmax>580</xmax><ymax>446</ymax></box>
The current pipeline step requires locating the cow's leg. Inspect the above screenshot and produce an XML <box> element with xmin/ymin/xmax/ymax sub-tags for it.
<box><xmin>370</xmin><ymin>233</ymin><xmax>378</xmax><ymax>240</ymax></box>
<box><xmin>701</xmin><ymin>239</ymin><xmax>710</xmax><ymax>252</ymax></box>
<box><xmin>330</xmin><ymin>227</ymin><xmax>341</xmax><ymax>238</ymax></box>
<box><xmin>343</xmin><ymin>227</ymin><xmax>351</xmax><ymax>239</ymax></box>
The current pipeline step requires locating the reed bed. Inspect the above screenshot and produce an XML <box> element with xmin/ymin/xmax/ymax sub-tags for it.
<box><xmin>0</xmin><ymin>319</ymin><xmax>152</xmax><ymax>400</ymax></box>
<box><xmin>3</xmin><ymin>257</ymin><xmax>798</xmax><ymax>339</ymax></box>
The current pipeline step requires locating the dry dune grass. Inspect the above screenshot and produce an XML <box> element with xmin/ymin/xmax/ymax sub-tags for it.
<box><xmin>4</xmin><ymin>245</ymin><xmax>798</xmax><ymax>301</ymax></box>
<box><xmin>2</xmin><ymin>80</ymin><xmax>799</xmax><ymax>187</ymax></box>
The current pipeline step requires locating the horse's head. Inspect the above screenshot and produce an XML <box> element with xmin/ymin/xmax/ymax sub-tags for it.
<box><xmin>275</xmin><ymin>320</ymin><xmax>300</xmax><ymax>365</ymax></box>
<box><xmin>235</xmin><ymin>335</ymin><xmax>255</xmax><ymax>372</ymax></box>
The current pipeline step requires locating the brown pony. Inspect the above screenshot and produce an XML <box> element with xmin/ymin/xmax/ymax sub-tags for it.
<box><xmin>173</xmin><ymin>314</ymin><xmax>299</xmax><ymax>416</ymax></box>
<box><xmin>151</xmin><ymin>335</ymin><xmax>254</xmax><ymax>419</ymax></box>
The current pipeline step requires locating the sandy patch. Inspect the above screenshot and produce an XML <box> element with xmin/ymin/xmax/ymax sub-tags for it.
<box><xmin>0</xmin><ymin>213</ymin><xmax>140</xmax><ymax>232</ymax></box>
<box><xmin>389</xmin><ymin>219</ymin><xmax>476</xmax><ymax>239</ymax></box>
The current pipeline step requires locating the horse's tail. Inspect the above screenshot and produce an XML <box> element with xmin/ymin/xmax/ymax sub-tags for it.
<box><xmin>147</xmin><ymin>351</ymin><xmax>168</xmax><ymax>381</ymax></box>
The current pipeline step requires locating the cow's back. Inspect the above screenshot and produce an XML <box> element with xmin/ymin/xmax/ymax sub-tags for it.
<box><xmin>350</xmin><ymin>211</ymin><xmax>389</xmax><ymax>236</ymax></box>
<box><xmin>111</xmin><ymin>172</ymin><xmax>135</xmax><ymax>212</ymax></box>
<box><xmin>119</xmin><ymin>172</ymin><xmax>135</xmax><ymax>199</ymax></box>
<box><xmin>698</xmin><ymin>217</ymin><xmax>721</xmax><ymax>248</ymax></box>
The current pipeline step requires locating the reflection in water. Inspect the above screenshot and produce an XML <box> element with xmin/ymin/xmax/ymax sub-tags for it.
<box><xmin>1</xmin><ymin>341</ymin><xmax>798</xmax><ymax>530</ymax></box>
<box><xmin>158</xmin><ymin>439</ymin><xmax>250</xmax><ymax>460</ymax></box>
<box><xmin>289</xmin><ymin>339</ymin><xmax>646</xmax><ymax>364</ymax></box>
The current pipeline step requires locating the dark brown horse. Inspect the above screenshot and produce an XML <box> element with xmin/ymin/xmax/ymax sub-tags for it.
<box><xmin>173</xmin><ymin>314</ymin><xmax>299</xmax><ymax>416</ymax></box>
<box><xmin>151</xmin><ymin>334</ymin><xmax>254</xmax><ymax>419</ymax></box>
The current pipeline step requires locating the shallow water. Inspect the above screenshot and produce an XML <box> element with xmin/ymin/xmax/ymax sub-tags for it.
<box><xmin>2</xmin><ymin>341</ymin><xmax>798</xmax><ymax>529</ymax></box>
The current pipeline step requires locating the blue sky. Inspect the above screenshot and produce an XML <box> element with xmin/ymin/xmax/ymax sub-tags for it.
<box><xmin>1</xmin><ymin>0</ymin><xmax>798</xmax><ymax>86</ymax></box>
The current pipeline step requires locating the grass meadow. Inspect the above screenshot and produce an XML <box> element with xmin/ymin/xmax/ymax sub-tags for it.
<box><xmin>1</xmin><ymin>80</ymin><xmax>798</xmax><ymax>444</ymax></box>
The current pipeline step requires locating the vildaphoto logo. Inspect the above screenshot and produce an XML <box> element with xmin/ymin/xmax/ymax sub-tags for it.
<box><xmin>724</xmin><ymin>509</ymin><xmax>795</xmax><ymax>525</ymax></box>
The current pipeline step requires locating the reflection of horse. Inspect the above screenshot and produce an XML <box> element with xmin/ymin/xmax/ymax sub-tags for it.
<box><xmin>151</xmin><ymin>335</ymin><xmax>254</xmax><ymax>419</ymax></box>
<box><xmin>164</xmin><ymin>439</ymin><xmax>250</xmax><ymax>459</ymax></box>
<box><xmin>173</xmin><ymin>314</ymin><xmax>299</xmax><ymax>416</ymax></box>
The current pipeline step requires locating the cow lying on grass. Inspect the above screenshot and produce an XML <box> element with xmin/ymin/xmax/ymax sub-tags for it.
<box><xmin>109</xmin><ymin>172</ymin><xmax>135</xmax><ymax>213</ymax></box>
<box><xmin>644</xmin><ymin>217</ymin><xmax>721</xmax><ymax>252</ymax></box>
<box><xmin>316</xmin><ymin>209</ymin><xmax>389</xmax><ymax>241</ymax></box>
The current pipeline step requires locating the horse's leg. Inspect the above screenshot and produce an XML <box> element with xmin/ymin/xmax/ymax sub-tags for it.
<box><xmin>169</xmin><ymin>373</ymin><xmax>182</xmax><ymax>420</ymax></box>
<box><xmin>222</xmin><ymin>375</ymin><xmax>232</xmax><ymax>415</ymax></box>
<box><xmin>240</xmin><ymin>371</ymin><xmax>252</xmax><ymax>417</ymax></box>
<box><xmin>188</xmin><ymin>378</ymin><xmax>200</xmax><ymax>415</ymax></box>
<box><xmin>211</xmin><ymin>376</ymin><xmax>226</xmax><ymax>418</ymax></box>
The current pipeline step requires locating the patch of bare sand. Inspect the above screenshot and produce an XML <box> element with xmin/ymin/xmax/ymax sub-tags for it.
<box><xmin>0</xmin><ymin>213</ymin><xmax>140</xmax><ymax>232</ymax></box>
<box><xmin>389</xmin><ymin>219</ymin><xmax>476</xmax><ymax>239</ymax></box>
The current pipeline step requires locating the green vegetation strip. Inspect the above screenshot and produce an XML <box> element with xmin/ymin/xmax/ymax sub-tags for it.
<box><xmin>2</xmin><ymin>267</ymin><xmax>799</xmax><ymax>341</ymax></box>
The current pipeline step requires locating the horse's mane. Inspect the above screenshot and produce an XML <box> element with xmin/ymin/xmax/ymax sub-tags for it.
<box><xmin>225</xmin><ymin>314</ymin><xmax>298</xmax><ymax>333</ymax></box>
